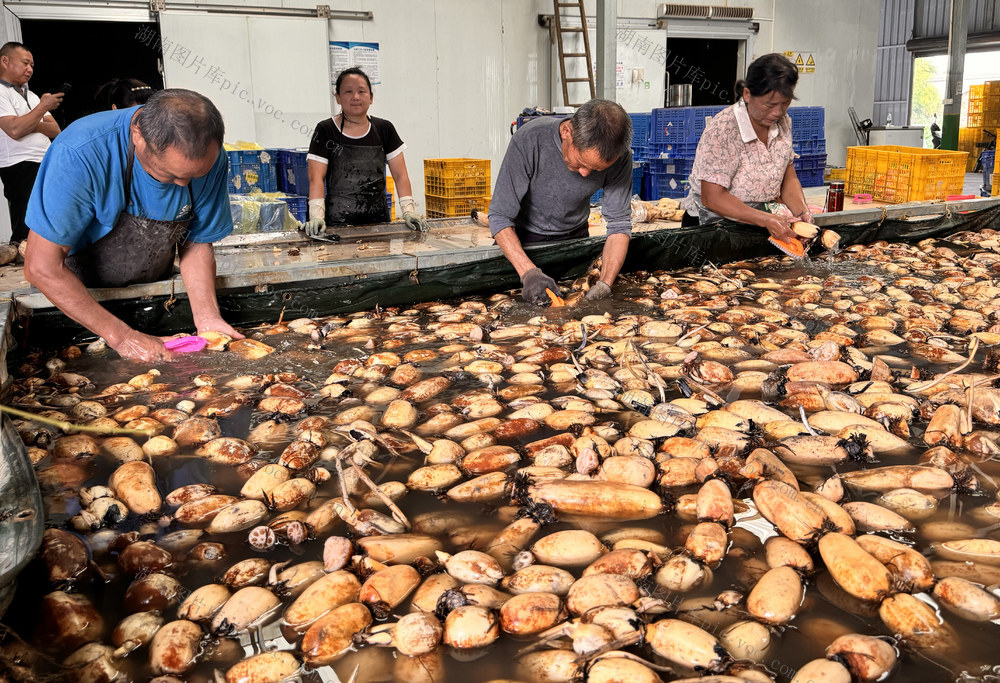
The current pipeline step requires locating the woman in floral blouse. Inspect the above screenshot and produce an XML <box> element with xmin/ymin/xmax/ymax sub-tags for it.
<box><xmin>681</xmin><ymin>53</ymin><xmax>812</xmax><ymax>245</ymax></box>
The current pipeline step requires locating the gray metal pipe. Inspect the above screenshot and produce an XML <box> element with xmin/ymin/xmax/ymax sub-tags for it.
<box><xmin>595</xmin><ymin>0</ymin><xmax>617</xmax><ymax>101</ymax></box>
<box><xmin>941</xmin><ymin>0</ymin><xmax>968</xmax><ymax>150</ymax></box>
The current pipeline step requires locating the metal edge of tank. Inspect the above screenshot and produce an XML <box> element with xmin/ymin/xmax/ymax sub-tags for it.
<box><xmin>0</xmin><ymin>297</ymin><xmax>45</xmax><ymax>620</ymax></box>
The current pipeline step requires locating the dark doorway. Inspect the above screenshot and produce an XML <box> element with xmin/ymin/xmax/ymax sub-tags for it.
<box><xmin>665</xmin><ymin>38</ymin><xmax>739</xmax><ymax>106</ymax></box>
<box><xmin>18</xmin><ymin>20</ymin><xmax>163</xmax><ymax>129</ymax></box>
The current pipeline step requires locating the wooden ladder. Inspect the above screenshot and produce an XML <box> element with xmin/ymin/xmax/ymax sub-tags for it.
<box><xmin>553</xmin><ymin>0</ymin><xmax>595</xmax><ymax>107</ymax></box>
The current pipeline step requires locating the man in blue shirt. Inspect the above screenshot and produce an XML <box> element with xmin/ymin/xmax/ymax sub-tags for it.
<box><xmin>23</xmin><ymin>89</ymin><xmax>243</xmax><ymax>361</ymax></box>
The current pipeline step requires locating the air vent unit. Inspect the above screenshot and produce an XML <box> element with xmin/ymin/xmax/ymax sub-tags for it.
<box><xmin>658</xmin><ymin>4</ymin><xmax>754</xmax><ymax>21</ymax></box>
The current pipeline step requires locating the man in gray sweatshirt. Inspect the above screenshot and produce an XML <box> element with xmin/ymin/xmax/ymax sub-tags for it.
<box><xmin>488</xmin><ymin>99</ymin><xmax>633</xmax><ymax>305</ymax></box>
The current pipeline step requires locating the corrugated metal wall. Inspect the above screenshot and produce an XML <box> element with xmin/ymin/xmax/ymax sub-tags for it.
<box><xmin>914</xmin><ymin>0</ymin><xmax>1000</xmax><ymax>37</ymax></box>
<box><xmin>874</xmin><ymin>0</ymin><xmax>915</xmax><ymax>126</ymax></box>
<box><xmin>875</xmin><ymin>0</ymin><xmax>1000</xmax><ymax>127</ymax></box>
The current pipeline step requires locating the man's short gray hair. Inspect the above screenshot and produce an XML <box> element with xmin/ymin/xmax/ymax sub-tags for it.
<box><xmin>134</xmin><ymin>88</ymin><xmax>225</xmax><ymax>159</ymax></box>
<box><xmin>568</xmin><ymin>99</ymin><xmax>632</xmax><ymax>164</ymax></box>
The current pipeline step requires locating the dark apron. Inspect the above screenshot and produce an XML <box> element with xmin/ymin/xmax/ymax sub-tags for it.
<box><xmin>325</xmin><ymin>117</ymin><xmax>390</xmax><ymax>226</ymax></box>
<box><xmin>516</xmin><ymin>223</ymin><xmax>590</xmax><ymax>244</ymax></box>
<box><xmin>64</xmin><ymin>140</ymin><xmax>194</xmax><ymax>288</ymax></box>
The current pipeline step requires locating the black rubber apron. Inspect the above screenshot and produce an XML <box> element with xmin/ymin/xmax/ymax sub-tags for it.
<box><xmin>516</xmin><ymin>223</ymin><xmax>590</xmax><ymax>243</ymax></box>
<box><xmin>325</xmin><ymin>116</ymin><xmax>390</xmax><ymax>226</ymax></box>
<box><xmin>64</xmin><ymin>140</ymin><xmax>194</xmax><ymax>288</ymax></box>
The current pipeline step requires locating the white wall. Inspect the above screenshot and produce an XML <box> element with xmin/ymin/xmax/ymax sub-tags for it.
<box><xmin>771</xmin><ymin>0</ymin><xmax>879</xmax><ymax>166</ymax></box>
<box><xmin>0</xmin><ymin>6</ymin><xmax>21</xmax><ymax>241</ymax></box>
<box><xmin>0</xmin><ymin>0</ymin><xmax>877</xmax><ymax>222</ymax></box>
<box><xmin>162</xmin><ymin>0</ymin><xmax>549</xmax><ymax>212</ymax></box>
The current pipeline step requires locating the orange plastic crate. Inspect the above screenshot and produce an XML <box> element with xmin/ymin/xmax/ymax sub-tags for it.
<box><xmin>967</xmin><ymin>112</ymin><xmax>983</xmax><ymax>127</ymax></box>
<box><xmin>845</xmin><ymin>145</ymin><xmax>968</xmax><ymax>203</ymax></box>
<box><xmin>424</xmin><ymin>175</ymin><xmax>492</xmax><ymax>198</ymax></box>
<box><xmin>969</xmin><ymin>98</ymin><xmax>984</xmax><ymax>114</ymax></box>
<box><xmin>970</xmin><ymin>84</ymin><xmax>985</xmax><ymax>99</ymax></box>
<box><xmin>424</xmin><ymin>158</ymin><xmax>491</xmax><ymax>180</ymax></box>
<box><xmin>425</xmin><ymin>194</ymin><xmax>491</xmax><ymax>218</ymax></box>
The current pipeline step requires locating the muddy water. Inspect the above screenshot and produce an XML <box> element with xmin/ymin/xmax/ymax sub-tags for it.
<box><xmin>5</xmin><ymin>252</ymin><xmax>1000</xmax><ymax>682</ymax></box>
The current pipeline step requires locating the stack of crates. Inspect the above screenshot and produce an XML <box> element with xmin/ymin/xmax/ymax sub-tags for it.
<box><xmin>965</xmin><ymin>83</ymin><xmax>1000</xmax><ymax>172</ymax></box>
<box><xmin>423</xmin><ymin>159</ymin><xmax>491</xmax><ymax>218</ymax></box>
<box><xmin>227</xmin><ymin>148</ymin><xmax>278</xmax><ymax>194</ymax></box>
<box><xmin>845</xmin><ymin>145</ymin><xmax>968</xmax><ymax>203</ymax></box>
<box><xmin>987</xmin><ymin>81</ymin><xmax>1000</xmax><ymax>131</ymax></box>
<box><xmin>788</xmin><ymin>106</ymin><xmax>827</xmax><ymax>187</ymax></box>
<box><xmin>958</xmin><ymin>127</ymin><xmax>988</xmax><ymax>172</ymax></box>
<box><xmin>273</xmin><ymin>148</ymin><xmax>309</xmax><ymax>223</ymax></box>
<box><xmin>643</xmin><ymin>105</ymin><xmax>726</xmax><ymax>200</ymax></box>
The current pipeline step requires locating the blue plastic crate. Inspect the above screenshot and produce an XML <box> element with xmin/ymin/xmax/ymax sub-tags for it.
<box><xmin>228</xmin><ymin>162</ymin><xmax>277</xmax><ymax>194</ymax></box>
<box><xmin>788</xmin><ymin>106</ymin><xmax>825</xmax><ymax>140</ymax></box>
<box><xmin>590</xmin><ymin>188</ymin><xmax>603</xmax><ymax>204</ymax></box>
<box><xmin>277</xmin><ymin>148</ymin><xmax>307</xmax><ymax>166</ymax></box>
<box><xmin>226</xmin><ymin>148</ymin><xmax>279</xmax><ymax>166</ymax></box>
<box><xmin>649</xmin><ymin>106</ymin><xmax>725</xmax><ymax>145</ymax></box>
<box><xmin>794</xmin><ymin>153</ymin><xmax>827</xmax><ymax>172</ymax></box>
<box><xmin>643</xmin><ymin>172</ymin><xmax>689</xmax><ymax>200</ymax></box>
<box><xmin>797</xmin><ymin>168</ymin><xmax>825</xmax><ymax>187</ymax></box>
<box><xmin>279</xmin><ymin>161</ymin><xmax>309</xmax><ymax>195</ymax></box>
<box><xmin>632</xmin><ymin>164</ymin><xmax>643</xmax><ymax>195</ymax></box>
<box><xmin>792</xmin><ymin>138</ymin><xmax>827</xmax><ymax>155</ymax></box>
<box><xmin>279</xmin><ymin>194</ymin><xmax>308</xmax><ymax>223</ymax></box>
<box><xmin>647</xmin><ymin>140</ymin><xmax>700</xmax><ymax>159</ymax></box>
<box><xmin>647</xmin><ymin>157</ymin><xmax>695</xmax><ymax>177</ymax></box>
<box><xmin>629</xmin><ymin>112</ymin><xmax>651</xmax><ymax>160</ymax></box>
<box><xmin>386</xmin><ymin>191</ymin><xmax>392</xmax><ymax>216</ymax></box>
<box><xmin>276</xmin><ymin>148</ymin><xmax>309</xmax><ymax>195</ymax></box>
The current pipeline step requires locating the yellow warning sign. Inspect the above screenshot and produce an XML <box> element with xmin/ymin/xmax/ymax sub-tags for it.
<box><xmin>794</xmin><ymin>54</ymin><xmax>804</xmax><ymax>66</ymax></box>
<box><xmin>806</xmin><ymin>54</ymin><xmax>815</xmax><ymax>66</ymax></box>
<box><xmin>783</xmin><ymin>50</ymin><xmax>794</xmax><ymax>58</ymax></box>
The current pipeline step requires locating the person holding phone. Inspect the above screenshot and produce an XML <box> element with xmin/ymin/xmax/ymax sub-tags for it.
<box><xmin>0</xmin><ymin>41</ymin><xmax>62</xmax><ymax>245</ymax></box>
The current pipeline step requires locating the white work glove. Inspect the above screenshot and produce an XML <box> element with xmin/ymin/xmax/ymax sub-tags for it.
<box><xmin>399</xmin><ymin>195</ymin><xmax>430</xmax><ymax>232</ymax></box>
<box><xmin>302</xmin><ymin>199</ymin><xmax>325</xmax><ymax>238</ymax></box>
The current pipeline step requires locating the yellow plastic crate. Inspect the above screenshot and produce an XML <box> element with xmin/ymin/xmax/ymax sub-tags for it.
<box><xmin>827</xmin><ymin>167</ymin><xmax>847</xmax><ymax>181</ymax></box>
<box><xmin>425</xmin><ymin>194</ymin><xmax>491</xmax><ymax>218</ymax></box>
<box><xmin>424</xmin><ymin>175</ymin><xmax>492</xmax><ymax>198</ymax></box>
<box><xmin>968</xmin><ymin>112</ymin><xmax>983</xmax><ymax>127</ymax></box>
<box><xmin>993</xmin><ymin>173</ymin><xmax>999</xmax><ymax>197</ymax></box>
<box><xmin>969</xmin><ymin>98</ymin><xmax>984</xmax><ymax>114</ymax></box>
<box><xmin>985</xmin><ymin>112</ymin><xmax>1000</xmax><ymax>129</ymax></box>
<box><xmin>985</xmin><ymin>94</ymin><xmax>1000</xmax><ymax>112</ymax></box>
<box><xmin>424</xmin><ymin>158</ymin><xmax>491</xmax><ymax>181</ymax></box>
<box><xmin>985</xmin><ymin>80</ymin><xmax>1000</xmax><ymax>98</ymax></box>
<box><xmin>970</xmin><ymin>84</ymin><xmax>985</xmax><ymax>99</ymax></box>
<box><xmin>386</xmin><ymin>175</ymin><xmax>395</xmax><ymax>221</ymax></box>
<box><xmin>845</xmin><ymin>145</ymin><xmax>968</xmax><ymax>203</ymax></box>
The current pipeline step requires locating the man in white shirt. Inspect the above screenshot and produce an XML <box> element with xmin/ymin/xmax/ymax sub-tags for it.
<box><xmin>0</xmin><ymin>42</ymin><xmax>62</xmax><ymax>244</ymax></box>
